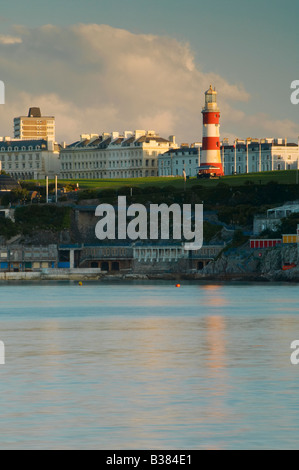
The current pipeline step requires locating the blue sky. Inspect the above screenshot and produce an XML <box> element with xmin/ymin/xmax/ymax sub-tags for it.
<box><xmin>0</xmin><ymin>0</ymin><xmax>298</xmax><ymax>143</ymax></box>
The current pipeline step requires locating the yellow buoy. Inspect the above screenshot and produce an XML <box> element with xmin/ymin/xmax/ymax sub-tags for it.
<box><xmin>79</xmin><ymin>282</ymin><xmax>83</xmax><ymax>286</ymax></box>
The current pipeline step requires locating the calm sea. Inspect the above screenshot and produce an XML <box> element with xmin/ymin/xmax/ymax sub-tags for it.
<box><xmin>0</xmin><ymin>281</ymin><xmax>298</xmax><ymax>450</ymax></box>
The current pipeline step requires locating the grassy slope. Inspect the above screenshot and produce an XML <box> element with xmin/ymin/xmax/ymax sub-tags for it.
<box><xmin>27</xmin><ymin>170</ymin><xmax>299</xmax><ymax>190</ymax></box>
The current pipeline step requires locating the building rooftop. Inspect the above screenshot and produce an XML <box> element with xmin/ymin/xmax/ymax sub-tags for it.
<box><xmin>28</xmin><ymin>107</ymin><xmax>41</xmax><ymax>118</ymax></box>
<box><xmin>161</xmin><ymin>147</ymin><xmax>199</xmax><ymax>156</ymax></box>
<box><xmin>65</xmin><ymin>131</ymin><xmax>172</xmax><ymax>150</ymax></box>
<box><xmin>0</xmin><ymin>139</ymin><xmax>60</xmax><ymax>152</ymax></box>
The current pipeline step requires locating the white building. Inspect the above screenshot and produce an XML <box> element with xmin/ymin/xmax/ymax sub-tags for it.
<box><xmin>158</xmin><ymin>144</ymin><xmax>201</xmax><ymax>177</ymax></box>
<box><xmin>222</xmin><ymin>138</ymin><xmax>299</xmax><ymax>175</ymax></box>
<box><xmin>0</xmin><ymin>138</ymin><xmax>61</xmax><ymax>180</ymax></box>
<box><xmin>60</xmin><ymin>130</ymin><xmax>178</xmax><ymax>179</ymax></box>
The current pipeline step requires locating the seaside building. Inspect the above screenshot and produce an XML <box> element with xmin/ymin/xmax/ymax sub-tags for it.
<box><xmin>221</xmin><ymin>138</ymin><xmax>299</xmax><ymax>175</ymax></box>
<box><xmin>158</xmin><ymin>144</ymin><xmax>201</xmax><ymax>177</ymax></box>
<box><xmin>0</xmin><ymin>138</ymin><xmax>61</xmax><ymax>180</ymax></box>
<box><xmin>58</xmin><ymin>243</ymin><xmax>223</xmax><ymax>274</ymax></box>
<box><xmin>0</xmin><ymin>245</ymin><xmax>58</xmax><ymax>272</ymax></box>
<box><xmin>60</xmin><ymin>130</ymin><xmax>178</xmax><ymax>179</ymax></box>
<box><xmin>14</xmin><ymin>108</ymin><xmax>55</xmax><ymax>142</ymax></box>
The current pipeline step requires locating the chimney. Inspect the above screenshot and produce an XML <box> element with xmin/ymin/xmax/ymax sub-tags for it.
<box><xmin>169</xmin><ymin>135</ymin><xmax>176</xmax><ymax>146</ymax></box>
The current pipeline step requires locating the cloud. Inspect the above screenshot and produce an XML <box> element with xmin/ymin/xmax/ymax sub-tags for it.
<box><xmin>0</xmin><ymin>23</ymin><xmax>296</xmax><ymax>144</ymax></box>
<box><xmin>0</xmin><ymin>34</ymin><xmax>22</xmax><ymax>45</ymax></box>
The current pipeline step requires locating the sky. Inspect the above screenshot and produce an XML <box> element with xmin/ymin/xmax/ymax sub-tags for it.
<box><xmin>0</xmin><ymin>0</ymin><xmax>298</xmax><ymax>145</ymax></box>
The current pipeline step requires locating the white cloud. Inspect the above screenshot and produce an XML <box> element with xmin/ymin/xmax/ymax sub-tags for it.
<box><xmin>0</xmin><ymin>34</ymin><xmax>22</xmax><ymax>45</ymax></box>
<box><xmin>0</xmin><ymin>23</ymin><xmax>296</xmax><ymax>144</ymax></box>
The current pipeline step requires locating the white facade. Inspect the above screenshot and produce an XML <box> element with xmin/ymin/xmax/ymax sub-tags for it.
<box><xmin>0</xmin><ymin>138</ymin><xmax>61</xmax><ymax>180</ymax></box>
<box><xmin>222</xmin><ymin>138</ymin><xmax>299</xmax><ymax>175</ymax></box>
<box><xmin>133</xmin><ymin>245</ymin><xmax>187</xmax><ymax>262</ymax></box>
<box><xmin>60</xmin><ymin>130</ymin><xmax>178</xmax><ymax>179</ymax></box>
<box><xmin>158</xmin><ymin>145</ymin><xmax>201</xmax><ymax>177</ymax></box>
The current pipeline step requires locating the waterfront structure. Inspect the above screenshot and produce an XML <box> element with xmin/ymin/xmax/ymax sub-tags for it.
<box><xmin>14</xmin><ymin>108</ymin><xmax>55</xmax><ymax>141</ymax></box>
<box><xmin>221</xmin><ymin>138</ymin><xmax>299</xmax><ymax>175</ymax></box>
<box><xmin>60</xmin><ymin>130</ymin><xmax>178</xmax><ymax>179</ymax></box>
<box><xmin>158</xmin><ymin>144</ymin><xmax>201</xmax><ymax>177</ymax></box>
<box><xmin>249</xmin><ymin>239</ymin><xmax>282</xmax><ymax>249</ymax></box>
<box><xmin>199</xmin><ymin>85</ymin><xmax>224</xmax><ymax>176</ymax></box>
<box><xmin>0</xmin><ymin>245</ymin><xmax>58</xmax><ymax>272</ymax></box>
<box><xmin>283</xmin><ymin>234</ymin><xmax>298</xmax><ymax>244</ymax></box>
<box><xmin>59</xmin><ymin>244</ymin><xmax>134</xmax><ymax>272</ymax></box>
<box><xmin>18</xmin><ymin>242</ymin><xmax>224</xmax><ymax>274</ymax></box>
<box><xmin>132</xmin><ymin>243</ymin><xmax>224</xmax><ymax>273</ymax></box>
<box><xmin>0</xmin><ymin>138</ymin><xmax>61</xmax><ymax>180</ymax></box>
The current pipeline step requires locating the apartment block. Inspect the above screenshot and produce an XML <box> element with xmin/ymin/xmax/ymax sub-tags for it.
<box><xmin>14</xmin><ymin>107</ymin><xmax>55</xmax><ymax>141</ymax></box>
<box><xmin>60</xmin><ymin>130</ymin><xmax>178</xmax><ymax>179</ymax></box>
<box><xmin>0</xmin><ymin>138</ymin><xmax>61</xmax><ymax>180</ymax></box>
<box><xmin>222</xmin><ymin>138</ymin><xmax>299</xmax><ymax>175</ymax></box>
<box><xmin>158</xmin><ymin>144</ymin><xmax>201</xmax><ymax>177</ymax></box>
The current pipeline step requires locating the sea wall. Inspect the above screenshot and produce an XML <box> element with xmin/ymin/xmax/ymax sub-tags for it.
<box><xmin>0</xmin><ymin>268</ymin><xmax>103</xmax><ymax>281</ymax></box>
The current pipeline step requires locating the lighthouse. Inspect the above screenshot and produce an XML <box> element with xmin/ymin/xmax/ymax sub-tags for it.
<box><xmin>198</xmin><ymin>85</ymin><xmax>224</xmax><ymax>177</ymax></box>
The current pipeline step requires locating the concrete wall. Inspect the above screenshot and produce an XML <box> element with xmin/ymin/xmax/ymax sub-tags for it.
<box><xmin>0</xmin><ymin>268</ymin><xmax>103</xmax><ymax>281</ymax></box>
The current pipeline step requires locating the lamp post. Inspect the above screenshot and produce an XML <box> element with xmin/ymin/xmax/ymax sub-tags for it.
<box><xmin>55</xmin><ymin>175</ymin><xmax>58</xmax><ymax>203</ymax></box>
<box><xmin>46</xmin><ymin>176</ymin><xmax>48</xmax><ymax>204</ymax></box>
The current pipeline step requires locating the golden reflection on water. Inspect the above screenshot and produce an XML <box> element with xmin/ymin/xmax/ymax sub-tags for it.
<box><xmin>200</xmin><ymin>284</ymin><xmax>229</xmax><ymax>308</ymax></box>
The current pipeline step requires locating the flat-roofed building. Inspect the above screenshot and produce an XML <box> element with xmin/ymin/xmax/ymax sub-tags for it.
<box><xmin>0</xmin><ymin>245</ymin><xmax>58</xmax><ymax>272</ymax></box>
<box><xmin>60</xmin><ymin>130</ymin><xmax>178</xmax><ymax>179</ymax></box>
<box><xmin>14</xmin><ymin>107</ymin><xmax>55</xmax><ymax>141</ymax></box>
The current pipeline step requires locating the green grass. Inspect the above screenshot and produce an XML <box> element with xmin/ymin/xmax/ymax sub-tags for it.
<box><xmin>24</xmin><ymin>170</ymin><xmax>299</xmax><ymax>191</ymax></box>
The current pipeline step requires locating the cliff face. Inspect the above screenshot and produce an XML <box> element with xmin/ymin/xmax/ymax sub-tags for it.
<box><xmin>200</xmin><ymin>244</ymin><xmax>299</xmax><ymax>281</ymax></box>
<box><xmin>261</xmin><ymin>245</ymin><xmax>299</xmax><ymax>281</ymax></box>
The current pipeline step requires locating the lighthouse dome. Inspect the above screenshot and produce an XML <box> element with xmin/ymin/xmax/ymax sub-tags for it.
<box><xmin>205</xmin><ymin>85</ymin><xmax>217</xmax><ymax>95</ymax></box>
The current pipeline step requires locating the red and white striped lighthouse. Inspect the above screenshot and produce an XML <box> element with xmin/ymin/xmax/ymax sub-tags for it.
<box><xmin>199</xmin><ymin>85</ymin><xmax>224</xmax><ymax>177</ymax></box>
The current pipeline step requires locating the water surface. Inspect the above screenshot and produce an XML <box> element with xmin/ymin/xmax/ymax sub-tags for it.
<box><xmin>0</xmin><ymin>281</ymin><xmax>298</xmax><ymax>450</ymax></box>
